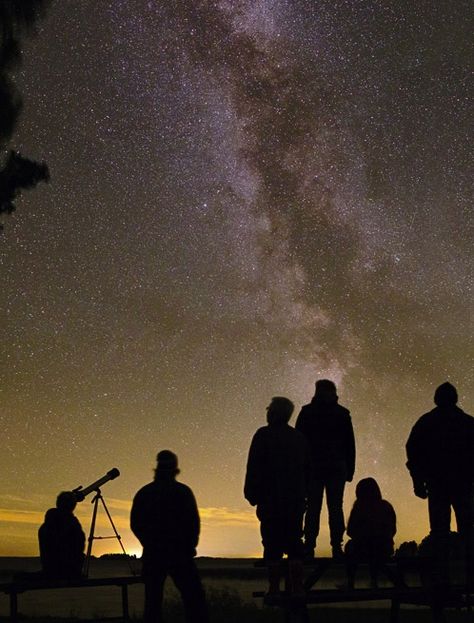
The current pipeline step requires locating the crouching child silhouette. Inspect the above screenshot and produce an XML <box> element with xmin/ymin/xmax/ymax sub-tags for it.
<box><xmin>344</xmin><ymin>478</ymin><xmax>397</xmax><ymax>588</ymax></box>
<box><xmin>244</xmin><ymin>397</ymin><xmax>311</xmax><ymax>597</ymax></box>
<box><xmin>38</xmin><ymin>491</ymin><xmax>85</xmax><ymax>579</ymax></box>
<box><xmin>130</xmin><ymin>450</ymin><xmax>208</xmax><ymax>623</ymax></box>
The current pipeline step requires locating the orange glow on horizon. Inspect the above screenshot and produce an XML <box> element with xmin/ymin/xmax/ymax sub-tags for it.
<box><xmin>0</xmin><ymin>495</ymin><xmax>429</xmax><ymax>559</ymax></box>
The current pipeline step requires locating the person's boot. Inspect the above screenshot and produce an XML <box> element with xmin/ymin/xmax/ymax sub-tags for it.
<box><xmin>289</xmin><ymin>559</ymin><xmax>305</xmax><ymax>598</ymax></box>
<box><xmin>345</xmin><ymin>560</ymin><xmax>356</xmax><ymax>590</ymax></box>
<box><xmin>303</xmin><ymin>541</ymin><xmax>315</xmax><ymax>561</ymax></box>
<box><xmin>332</xmin><ymin>544</ymin><xmax>344</xmax><ymax>561</ymax></box>
<box><xmin>267</xmin><ymin>561</ymin><xmax>281</xmax><ymax>597</ymax></box>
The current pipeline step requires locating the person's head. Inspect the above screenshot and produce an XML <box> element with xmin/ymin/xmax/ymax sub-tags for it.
<box><xmin>266</xmin><ymin>396</ymin><xmax>294</xmax><ymax>425</ymax></box>
<box><xmin>434</xmin><ymin>382</ymin><xmax>458</xmax><ymax>408</ymax></box>
<box><xmin>154</xmin><ymin>450</ymin><xmax>180</xmax><ymax>478</ymax></box>
<box><xmin>56</xmin><ymin>491</ymin><xmax>77</xmax><ymax>513</ymax></box>
<box><xmin>355</xmin><ymin>478</ymin><xmax>382</xmax><ymax>503</ymax></box>
<box><xmin>314</xmin><ymin>379</ymin><xmax>338</xmax><ymax>403</ymax></box>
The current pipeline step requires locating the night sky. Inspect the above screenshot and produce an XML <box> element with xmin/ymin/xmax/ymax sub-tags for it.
<box><xmin>0</xmin><ymin>1</ymin><xmax>472</xmax><ymax>557</ymax></box>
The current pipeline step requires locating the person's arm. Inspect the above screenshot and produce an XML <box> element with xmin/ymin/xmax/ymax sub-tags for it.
<box><xmin>346</xmin><ymin>505</ymin><xmax>359</xmax><ymax>539</ymax></box>
<box><xmin>244</xmin><ymin>431</ymin><xmax>262</xmax><ymax>506</ymax></box>
<box><xmin>38</xmin><ymin>525</ymin><xmax>47</xmax><ymax>566</ymax></box>
<box><xmin>130</xmin><ymin>490</ymin><xmax>147</xmax><ymax>545</ymax></box>
<box><xmin>345</xmin><ymin>412</ymin><xmax>356</xmax><ymax>482</ymax></box>
<box><xmin>303</xmin><ymin>436</ymin><xmax>312</xmax><ymax>496</ymax></box>
<box><xmin>295</xmin><ymin>407</ymin><xmax>306</xmax><ymax>433</ymax></box>
<box><xmin>72</xmin><ymin>516</ymin><xmax>86</xmax><ymax>551</ymax></box>
<box><xmin>186</xmin><ymin>488</ymin><xmax>200</xmax><ymax>551</ymax></box>
<box><xmin>406</xmin><ymin>422</ymin><xmax>428</xmax><ymax>499</ymax></box>
<box><xmin>388</xmin><ymin>503</ymin><xmax>397</xmax><ymax>537</ymax></box>
<box><xmin>470</xmin><ymin>418</ymin><xmax>474</xmax><ymax>483</ymax></box>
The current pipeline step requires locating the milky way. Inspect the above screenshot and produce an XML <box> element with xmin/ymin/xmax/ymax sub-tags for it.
<box><xmin>0</xmin><ymin>0</ymin><xmax>471</xmax><ymax>556</ymax></box>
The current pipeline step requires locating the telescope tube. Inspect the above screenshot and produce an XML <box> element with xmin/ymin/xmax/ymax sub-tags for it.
<box><xmin>74</xmin><ymin>468</ymin><xmax>120</xmax><ymax>501</ymax></box>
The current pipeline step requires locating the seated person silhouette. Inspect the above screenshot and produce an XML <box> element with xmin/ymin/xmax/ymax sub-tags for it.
<box><xmin>344</xmin><ymin>478</ymin><xmax>396</xmax><ymax>589</ymax></box>
<box><xmin>244</xmin><ymin>396</ymin><xmax>311</xmax><ymax>596</ymax></box>
<box><xmin>38</xmin><ymin>491</ymin><xmax>85</xmax><ymax>579</ymax></box>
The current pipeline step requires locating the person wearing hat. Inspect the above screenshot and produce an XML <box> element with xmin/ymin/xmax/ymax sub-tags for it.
<box><xmin>130</xmin><ymin>450</ymin><xmax>208</xmax><ymax>623</ymax></box>
<box><xmin>406</xmin><ymin>382</ymin><xmax>474</xmax><ymax>585</ymax></box>
<box><xmin>38</xmin><ymin>490</ymin><xmax>85</xmax><ymax>579</ymax></box>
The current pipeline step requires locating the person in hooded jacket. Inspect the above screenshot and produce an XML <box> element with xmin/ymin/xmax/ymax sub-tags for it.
<box><xmin>244</xmin><ymin>396</ymin><xmax>311</xmax><ymax>596</ymax></box>
<box><xmin>406</xmin><ymin>382</ymin><xmax>474</xmax><ymax>585</ymax></box>
<box><xmin>344</xmin><ymin>477</ymin><xmax>396</xmax><ymax>588</ymax></box>
<box><xmin>296</xmin><ymin>379</ymin><xmax>356</xmax><ymax>559</ymax></box>
<box><xmin>130</xmin><ymin>450</ymin><xmax>208</xmax><ymax>623</ymax></box>
<box><xmin>38</xmin><ymin>490</ymin><xmax>85</xmax><ymax>579</ymax></box>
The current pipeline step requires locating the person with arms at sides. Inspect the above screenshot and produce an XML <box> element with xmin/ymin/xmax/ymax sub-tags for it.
<box><xmin>245</xmin><ymin>396</ymin><xmax>311</xmax><ymax>596</ymax></box>
<box><xmin>296</xmin><ymin>379</ymin><xmax>355</xmax><ymax>559</ymax></box>
<box><xmin>406</xmin><ymin>382</ymin><xmax>474</xmax><ymax>587</ymax></box>
<box><xmin>131</xmin><ymin>450</ymin><xmax>208</xmax><ymax>623</ymax></box>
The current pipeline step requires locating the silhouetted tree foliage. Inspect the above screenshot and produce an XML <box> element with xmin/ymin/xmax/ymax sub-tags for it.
<box><xmin>396</xmin><ymin>533</ymin><xmax>466</xmax><ymax>560</ymax></box>
<box><xmin>0</xmin><ymin>0</ymin><xmax>51</xmax><ymax>229</ymax></box>
<box><xmin>0</xmin><ymin>150</ymin><xmax>49</xmax><ymax>221</ymax></box>
<box><xmin>99</xmin><ymin>553</ymin><xmax>138</xmax><ymax>560</ymax></box>
<box><xmin>418</xmin><ymin>531</ymin><xmax>465</xmax><ymax>559</ymax></box>
<box><xmin>395</xmin><ymin>541</ymin><xmax>419</xmax><ymax>558</ymax></box>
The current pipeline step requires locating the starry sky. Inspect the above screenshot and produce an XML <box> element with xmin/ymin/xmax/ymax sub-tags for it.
<box><xmin>0</xmin><ymin>0</ymin><xmax>472</xmax><ymax>557</ymax></box>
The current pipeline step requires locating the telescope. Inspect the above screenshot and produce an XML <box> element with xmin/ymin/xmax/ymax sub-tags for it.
<box><xmin>73</xmin><ymin>468</ymin><xmax>120</xmax><ymax>502</ymax></box>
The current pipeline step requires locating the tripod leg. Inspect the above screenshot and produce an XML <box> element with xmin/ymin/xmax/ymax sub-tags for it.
<box><xmin>84</xmin><ymin>494</ymin><xmax>100</xmax><ymax>577</ymax></box>
<box><xmin>100</xmin><ymin>496</ymin><xmax>136</xmax><ymax>575</ymax></box>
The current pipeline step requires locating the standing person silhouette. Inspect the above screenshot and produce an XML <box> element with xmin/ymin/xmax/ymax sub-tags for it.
<box><xmin>130</xmin><ymin>451</ymin><xmax>208</xmax><ymax>623</ymax></box>
<box><xmin>244</xmin><ymin>397</ymin><xmax>311</xmax><ymax>596</ymax></box>
<box><xmin>406</xmin><ymin>382</ymin><xmax>474</xmax><ymax>586</ymax></box>
<box><xmin>296</xmin><ymin>379</ymin><xmax>355</xmax><ymax>559</ymax></box>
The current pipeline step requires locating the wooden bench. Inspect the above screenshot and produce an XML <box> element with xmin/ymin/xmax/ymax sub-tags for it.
<box><xmin>0</xmin><ymin>575</ymin><xmax>144</xmax><ymax>622</ymax></box>
<box><xmin>252</xmin><ymin>557</ymin><xmax>473</xmax><ymax>623</ymax></box>
<box><xmin>253</xmin><ymin>585</ymin><xmax>472</xmax><ymax>623</ymax></box>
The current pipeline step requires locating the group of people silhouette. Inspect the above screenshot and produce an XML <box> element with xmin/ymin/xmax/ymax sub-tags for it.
<box><xmin>37</xmin><ymin>380</ymin><xmax>473</xmax><ymax>623</ymax></box>
<box><xmin>244</xmin><ymin>380</ymin><xmax>473</xmax><ymax>598</ymax></box>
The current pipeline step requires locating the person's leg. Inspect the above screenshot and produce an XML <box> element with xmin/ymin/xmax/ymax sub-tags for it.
<box><xmin>143</xmin><ymin>568</ymin><xmax>167</xmax><ymax>623</ymax></box>
<box><xmin>284</xmin><ymin>506</ymin><xmax>305</xmax><ymax>558</ymax></box>
<box><xmin>325</xmin><ymin>476</ymin><xmax>346</xmax><ymax>557</ymax></box>
<box><xmin>368</xmin><ymin>560</ymin><xmax>379</xmax><ymax>589</ymax></box>
<box><xmin>428</xmin><ymin>484</ymin><xmax>451</xmax><ymax>586</ymax></box>
<box><xmin>286</xmin><ymin>508</ymin><xmax>305</xmax><ymax>596</ymax></box>
<box><xmin>344</xmin><ymin>540</ymin><xmax>357</xmax><ymax>589</ymax></box>
<box><xmin>258</xmin><ymin>505</ymin><xmax>283</xmax><ymax>593</ymax></box>
<box><xmin>452</xmin><ymin>487</ymin><xmax>472</xmax><ymax>542</ymax></box>
<box><xmin>304</xmin><ymin>478</ymin><xmax>324</xmax><ymax>556</ymax></box>
<box><xmin>373</xmin><ymin>539</ymin><xmax>397</xmax><ymax>586</ymax></box>
<box><xmin>170</xmin><ymin>558</ymin><xmax>209</xmax><ymax>623</ymax></box>
<box><xmin>368</xmin><ymin>542</ymin><xmax>382</xmax><ymax>589</ymax></box>
<box><xmin>452</xmin><ymin>486</ymin><xmax>474</xmax><ymax>587</ymax></box>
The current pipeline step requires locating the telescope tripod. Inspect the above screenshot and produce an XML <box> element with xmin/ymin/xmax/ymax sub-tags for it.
<box><xmin>83</xmin><ymin>488</ymin><xmax>135</xmax><ymax>577</ymax></box>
